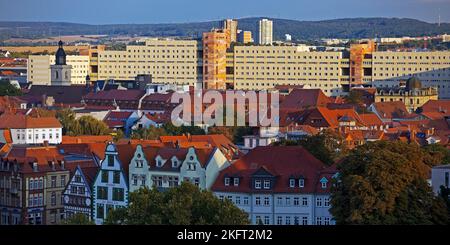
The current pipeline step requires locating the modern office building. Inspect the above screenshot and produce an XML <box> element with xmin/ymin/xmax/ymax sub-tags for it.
<box><xmin>258</xmin><ymin>19</ymin><xmax>273</xmax><ymax>45</ymax></box>
<box><xmin>238</xmin><ymin>31</ymin><xmax>253</xmax><ymax>44</ymax></box>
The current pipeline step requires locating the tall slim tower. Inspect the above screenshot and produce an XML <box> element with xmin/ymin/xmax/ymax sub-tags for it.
<box><xmin>222</xmin><ymin>19</ymin><xmax>238</xmax><ymax>43</ymax></box>
<box><xmin>258</xmin><ymin>19</ymin><xmax>273</xmax><ymax>45</ymax></box>
<box><xmin>50</xmin><ymin>40</ymin><xmax>72</xmax><ymax>86</ymax></box>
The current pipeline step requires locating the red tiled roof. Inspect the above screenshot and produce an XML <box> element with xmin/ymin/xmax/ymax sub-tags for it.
<box><xmin>371</xmin><ymin>101</ymin><xmax>410</xmax><ymax>120</ymax></box>
<box><xmin>62</xmin><ymin>135</ymin><xmax>113</xmax><ymax>144</ymax></box>
<box><xmin>359</xmin><ymin>113</ymin><xmax>383</xmax><ymax>126</ymax></box>
<box><xmin>280</xmin><ymin>89</ymin><xmax>331</xmax><ymax>110</ymax></box>
<box><xmin>84</xmin><ymin>90</ymin><xmax>145</xmax><ymax>101</ymax></box>
<box><xmin>211</xmin><ymin>146</ymin><xmax>335</xmax><ymax>194</ymax></box>
<box><xmin>420</xmin><ymin>100</ymin><xmax>450</xmax><ymax>120</ymax></box>
<box><xmin>0</xmin><ymin>114</ymin><xmax>61</xmax><ymax>129</ymax></box>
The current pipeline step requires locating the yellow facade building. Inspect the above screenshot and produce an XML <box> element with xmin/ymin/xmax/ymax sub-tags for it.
<box><xmin>374</xmin><ymin>77</ymin><xmax>438</xmax><ymax>112</ymax></box>
<box><xmin>97</xmin><ymin>38</ymin><xmax>202</xmax><ymax>87</ymax></box>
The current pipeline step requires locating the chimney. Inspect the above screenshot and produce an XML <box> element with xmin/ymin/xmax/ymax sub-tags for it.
<box><xmin>61</xmin><ymin>160</ymin><xmax>65</xmax><ymax>170</ymax></box>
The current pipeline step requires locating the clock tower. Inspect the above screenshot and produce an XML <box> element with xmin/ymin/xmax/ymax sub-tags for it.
<box><xmin>50</xmin><ymin>40</ymin><xmax>72</xmax><ymax>86</ymax></box>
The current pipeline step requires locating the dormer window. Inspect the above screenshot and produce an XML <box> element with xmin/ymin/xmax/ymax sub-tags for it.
<box><xmin>299</xmin><ymin>178</ymin><xmax>305</xmax><ymax>188</ymax></box>
<box><xmin>224</xmin><ymin>177</ymin><xmax>230</xmax><ymax>186</ymax></box>
<box><xmin>263</xmin><ymin>180</ymin><xmax>270</xmax><ymax>189</ymax></box>
<box><xmin>156</xmin><ymin>160</ymin><xmax>163</xmax><ymax>168</ymax></box>
<box><xmin>107</xmin><ymin>155</ymin><xmax>114</xmax><ymax>167</ymax></box>
<box><xmin>172</xmin><ymin>159</ymin><xmax>178</xmax><ymax>168</ymax></box>
<box><xmin>255</xmin><ymin>180</ymin><xmax>261</xmax><ymax>189</ymax></box>
<box><xmin>320</xmin><ymin>177</ymin><xmax>328</xmax><ymax>189</ymax></box>
<box><xmin>289</xmin><ymin>178</ymin><xmax>295</xmax><ymax>188</ymax></box>
<box><xmin>233</xmin><ymin>178</ymin><xmax>239</xmax><ymax>186</ymax></box>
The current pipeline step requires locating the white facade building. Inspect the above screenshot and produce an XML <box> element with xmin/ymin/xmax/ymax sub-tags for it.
<box><xmin>258</xmin><ymin>19</ymin><xmax>273</xmax><ymax>45</ymax></box>
<box><xmin>128</xmin><ymin>144</ymin><xmax>229</xmax><ymax>193</ymax></box>
<box><xmin>0</xmin><ymin>115</ymin><xmax>63</xmax><ymax>145</ymax></box>
<box><xmin>431</xmin><ymin>165</ymin><xmax>450</xmax><ymax>195</ymax></box>
<box><xmin>212</xmin><ymin>146</ymin><xmax>337</xmax><ymax>225</ymax></box>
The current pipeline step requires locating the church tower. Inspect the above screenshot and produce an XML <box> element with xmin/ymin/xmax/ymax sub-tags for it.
<box><xmin>50</xmin><ymin>40</ymin><xmax>72</xmax><ymax>86</ymax></box>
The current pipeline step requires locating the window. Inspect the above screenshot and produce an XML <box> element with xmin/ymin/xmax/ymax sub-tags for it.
<box><xmin>255</xmin><ymin>180</ymin><xmax>261</xmax><ymax>189</ymax></box>
<box><xmin>302</xmin><ymin>216</ymin><xmax>308</xmax><ymax>225</ymax></box>
<box><xmin>112</xmin><ymin>188</ymin><xmax>124</xmax><ymax>202</ymax></box>
<box><xmin>132</xmin><ymin>175</ymin><xmax>138</xmax><ymax>186</ymax></box>
<box><xmin>263</xmin><ymin>180</ymin><xmax>270</xmax><ymax>189</ymax></box>
<box><xmin>324</xmin><ymin>217</ymin><xmax>330</xmax><ymax>225</ymax></box>
<box><xmin>101</xmin><ymin>171</ymin><xmax>108</xmax><ymax>183</ymax></box>
<box><xmin>277</xmin><ymin>216</ymin><xmax>282</xmax><ymax>225</ymax></box>
<box><xmin>51</xmin><ymin>192</ymin><xmax>56</xmax><ymax>206</ymax></box>
<box><xmin>113</xmin><ymin>171</ymin><xmax>120</xmax><ymax>184</ymax></box>
<box><xmin>277</xmin><ymin>197</ymin><xmax>283</xmax><ymax>206</ymax></box>
<box><xmin>299</xmin><ymin>178</ymin><xmax>305</xmax><ymax>188</ymax></box>
<box><xmin>51</xmin><ymin>176</ymin><xmax>57</xmax><ymax>188</ymax></box>
<box><xmin>316</xmin><ymin>197</ymin><xmax>323</xmax><ymax>207</ymax></box>
<box><xmin>78</xmin><ymin>187</ymin><xmax>85</xmax><ymax>195</ymax></box>
<box><xmin>60</xmin><ymin>176</ymin><xmax>66</xmax><ymax>187</ymax></box>
<box><xmin>293</xmin><ymin>197</ymin><xmax>300</xmax><ymax>206</ymax></box>
<box><xmin>321</xmin><ymin>182</ymin><xmax>327</xmax><ymax>189</ymax></box>
<box><xmin>194</xmin><ymin>178</ymin><xmax>200</xmax><ymax>186</ymax></box>
<box><xmin>107</xmin><ymin>155</ymin><xmax>114</xmax><ymax>167</ymax></box>
<box><xmin>302</xmin><ymin>197</ymin><xmax>308</xmax><ymax>206</ymax></box>
<box><xmin>168</xmin><ymin>176</ymin><xmax>178</xmax><ymax>187</ymax></box>
<box><xmin>289</xmin><ymin>178</ymin><xmax>295</xmax><ymax>188</ymax></box>
<box><xmin>263</xmin><ymin>197</ymin><xmax>270</xmax><ymax>206</ymax></box>
<box><xmin>97</xmin><ymin>204</ymin><xmax>104</xmax><ymax>219</ymax></box>
<box><xmin>243</xmin><ymin>197</ymin><xmax>249</xmax><ymax>205</ymax></box>
<box><xmin>255</xmin><ymin>197</ymin><xmax>261</xmax><ymax>206</ymax></box>
<box><xmin>285</xmin><ymin>216</ymin><xmax>291</xmax><ymax>225</ymax></box>
<box><xmin>233</xmin><ymin>178</ymin><xmax>239</xmax><ymax>186</ymax></box>
<box><xmin>324</xmin><ymin>197</ymin><xmax>330</xmax><ymax>207</ymax></box>
<box><xmin>285</xmin><ymin>197</ymin><xmax>291</xmax><ymax>206</ymax></box>
<box><xmin>97</xmin><ymin>186</ymin><xmax>108</xmax><ymax>200</ymax></box>
<box><xmin>264</xmin><ymin>216</ymin><xmax>270</xmax><ymax>225</ymax></box>
<box><xmin>316</xmin><ymin>217</ymin><xmax>323</xmax><ymax>225</ymax></box>
<box><xmin>294</xmin><ymin>216</ymin><xmax>300</xmax><ymax>225</ymax></box>
<box><xmin>256</xmin><ymin>216</ymin><xmax>262</xmax><ymax>225</ymax></box>
<box><xmin>235</xmin><ymin>196</ymin><xmax>241</xmax><ymax>205</ymax></box>
<box><xmin>224</xmin><ymin>177</ymin><xmax>230</xmax><ymax>186</ymax></box>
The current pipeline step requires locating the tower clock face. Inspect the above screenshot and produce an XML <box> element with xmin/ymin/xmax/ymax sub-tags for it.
<box><xmin>86</xmin><ymin>198</ymin><xmax>91</xmax><ymax>206</ymax></box>
<box><xmin>64</xmin><ymin>195</ymin><xmax>69</xmax><ymax>204</ymax></box>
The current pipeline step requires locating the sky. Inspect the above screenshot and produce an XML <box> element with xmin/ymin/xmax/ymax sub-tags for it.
<box><xmin>0</xmin><ymin>0</ymin><xmax>449</xmax><ymax>24</ymax></box>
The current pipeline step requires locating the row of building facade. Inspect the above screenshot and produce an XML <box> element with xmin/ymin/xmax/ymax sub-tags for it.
<box><xmin>27</xmin><ymin>26</ymin><xmax>450</xmax><ymax>98</ymax></box>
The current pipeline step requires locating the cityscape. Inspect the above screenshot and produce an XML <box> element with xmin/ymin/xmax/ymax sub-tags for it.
<box><xmin>0</xmin><ymin>0</ymin><xmax>450</xmax><ymax>231</ymax></box>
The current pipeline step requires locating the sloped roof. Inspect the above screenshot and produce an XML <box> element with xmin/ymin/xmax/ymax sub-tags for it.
<box><xmin>280</xmin><ymin>89</ymin><xmax>331</xmax><ymax>110</ymax></box>
<box><xmin>0</xmin><ymin>114</ymin><xmax>62</xmax><ymax>129</ymax></box>
<box><xmin>371</xmin><ymin>101</ymin><xmax>410</xmax><ymax>120</ymax></box>
<box><xmin>211</xmin><ymin>146</ymin><xmax>334</xmax><ymax>194</ymax></box>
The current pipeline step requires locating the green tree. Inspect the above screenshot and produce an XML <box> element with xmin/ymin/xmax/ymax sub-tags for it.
<box><xmin>163</xmin><ymin>122</ymin><xmax>205</xmax><ymax>136</ymax></box>
<box><xmin>131</xmin><ymin>126</ymin><xmax>168</xmax><ymax>140</ymax></box>
<box><xmin>331</xmin><ymin>141</ymin><xmax>449</xmax><ymax>224</ymax></box>
<box><xmin>272</xmin><ymin>130</ymin><xmax>347</xmax><ymax>166</ymax></box>
<box><xmin>422</xmin><ymin>144</ymin><xmax>450</xmax><ymax>167</ymax></box>
<box><xmin>56</xmin><ymin>108</ymin><xmax>77</xmax><ymax>135</ymax></box>
<box><xmin>0</xmin><ymin>79</ymin><xmax>22</xmax><ymax>96</ymax></box>
<box><xmin>105</xmin><ymin>182</ymin><xmax>249</xmax><ymax>225</ymax></box>
<box><xmin>63</xmin><ymin>213</ymin><xmax>95</xmax><ymax>225</ymax></box>
<box><xmin>76</xmin><ymin>116</ymin><xmax>110</xmax><ymax>136</ymax></box>
<box><xmin>344</xmin><ymin>90</ymin><xmax>363</xmax><ymax>105</ymax></box>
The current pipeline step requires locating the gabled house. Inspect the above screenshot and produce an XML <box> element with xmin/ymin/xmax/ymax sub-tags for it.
<box><xmin>103</xmin><ymin>111</ymin><xmax>139</xmax><ymax>136</ymax></box>
<box><xmin>212</xmin><ymin>146</ymin><xmax>337</xmax><ymax>225</ymax></box>
<box><xmin>369</xmin><ymin>101</ymin><xmax>424</xmax><ymax>123</ymax></box>
<box><xmin>92</xmin><ymin>143</ymin><xmax>129</xmax><ymax>225</ymax></box>
<box><xmin>128</xmin><ymin>144</ymin><xmax>230</xmax><ymax>193</ymax></box>
<box><xmin>63</xmin><ymin>162</ymin><xmax>99</xmax><ymax>221</ymax></box>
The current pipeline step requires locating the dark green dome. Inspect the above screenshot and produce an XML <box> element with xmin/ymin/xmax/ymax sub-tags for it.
<box><xmin>406</xmin><ymin>77</ymin><xmax>422</xmax><ymax>91</ymax></box>
<box><xmin>55</xmin><ymin>40</ymin><xmax>66</xmax><ymax>65</ymax></box>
